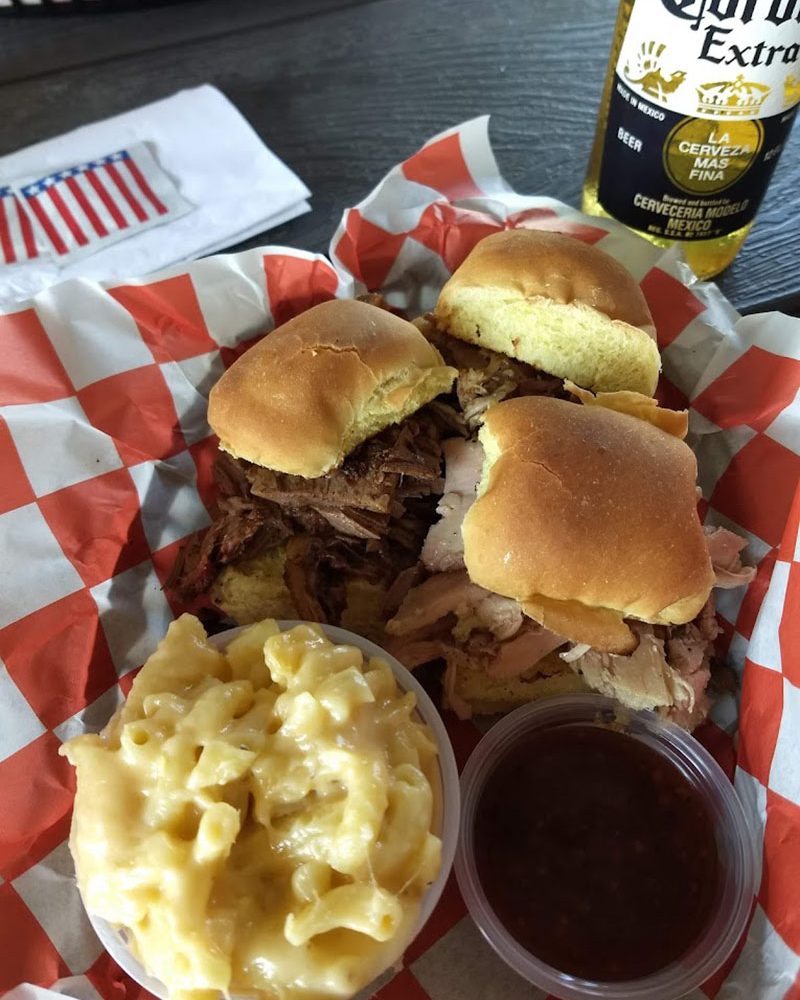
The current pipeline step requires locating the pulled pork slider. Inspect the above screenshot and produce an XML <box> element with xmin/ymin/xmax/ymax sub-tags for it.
<box><xmin>417</xmin><ymin>229</ymin><xmax>660</xmax><ymax>429</ymax></box>
<box><xmin>387</xmin><ymin>392</ymin><xmax>754</xmax><ymax>729</ymax></box>
<box><xmin>169</xmin><ymin>298</ymin><xmax>456</xmax><ymax>631</ymax></box>
<box><xmin>463</xmin><ymin>395</ymin><xmax>712</xmax><ymax>654</ymax></box>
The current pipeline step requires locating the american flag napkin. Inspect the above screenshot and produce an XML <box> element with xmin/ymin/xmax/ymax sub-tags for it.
<box><xmin>9</xmin><ymin>144</ymin><xmax>190</xmax><ymax>263</ymax></box>
<box><xmin>0</xmin><ymin>186</ymin><xmax>41</xmax><ymax>265</ymax></box>
<box><xmin>0</xmin><ymin>85</ymin><xmax>310</xmax><ymax>308</ymax></box>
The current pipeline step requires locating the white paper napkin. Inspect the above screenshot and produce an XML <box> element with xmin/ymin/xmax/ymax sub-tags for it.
<box><xmin>0</xmin><ymin>84</ymin><xmax>310</xmax><ymax>309</ymax></box>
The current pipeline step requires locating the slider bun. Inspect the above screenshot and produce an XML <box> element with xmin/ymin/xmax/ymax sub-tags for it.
<box><xmin>451</xmin><ymin>653</ymin><xmax>589</xmax><ymax>715</ymax></box>
<box><xmin>211</xmin><ymin>549</ymin><xmax>297</xmax><ymax>624</ymax></box>
<box><xmin>209</xmin><ymin>299</ymin><xmax>456</xmax><ymax>478</ymax></box>
<box><xmin>211</xmin><ymin>552</ymin><xmax>387</xmax><ymax>642</ymax></box>
<box><xmin>434</xmin><ymin>229</ymin><xmax>660</xmax><ymax>395</ymax></box>
<box><xmin>462</xmin><ymin>396</ymin><xmax>715</xmax><ymax>652</ymax></box>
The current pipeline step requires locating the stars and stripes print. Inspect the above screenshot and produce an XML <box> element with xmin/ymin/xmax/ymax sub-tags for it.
<box><xmin>0</xmin><ymin>185</ymin><xmax>41</xmax><ymax>264</ymax></box>
<box><xmin>3</xmin><ymin>143</ymin><xmax>190</xmax><ymax>265</ymax></box>
<box><xmin>20</xmin><ymin>149</ymin><xmax>170</xmax><ymax>256</ymax></box>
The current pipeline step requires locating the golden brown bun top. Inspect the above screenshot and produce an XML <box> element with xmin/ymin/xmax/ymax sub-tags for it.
<box><xmin>208</xmin><ymin>299</ymin><xmax>456</xmax><ymax>478</ymax></box>
<box><xmin>462</xmin><ymin>396</ymin><xmax>714</xmax><ymax>650</ymax></box>
<box><xmin>433</xmin><ymin>230</ymin><xmax>660</xmax><ymax>395</ymax></box>
<box><xmin>442</xmin><ymin>229</ymin><xmax>656</xmax><ymax>334</ymax></box>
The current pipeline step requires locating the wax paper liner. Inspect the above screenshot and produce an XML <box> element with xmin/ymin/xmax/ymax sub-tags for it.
<box><xmin>1</xmin><ymin>117</ymin><xmax>798</xmax><ymax>1000</ymax></box>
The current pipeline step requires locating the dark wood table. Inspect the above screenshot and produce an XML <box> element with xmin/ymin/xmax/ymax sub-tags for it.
<box><xmin>1</xmin><ymin>0</ymin><xmax>798</xmax><ymax>315</ymax></box>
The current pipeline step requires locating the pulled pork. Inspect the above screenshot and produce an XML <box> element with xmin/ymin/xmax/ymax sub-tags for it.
<box><xmin>167</xmin><ymin>487</ymin><xmax>293</xmax><ymax>598</ymax></box>
<box><xmin>562</xmin><ymin>601</ymin><xmax>721</xmax><ymax>730</ymax></box>
<box><xmin>419</xmin><ymin>316</ymin><xmax>575</xmax><ymax>429</ymax></box>
<box><xmin>385</xmin><ymin>569</ymin><xmax>569</xmax><ymax>714</ymax></box>
<box><xmin>385</xmin><ymin>566</ymin><xmax>724</xmax><ymax>729</ymax></box>
<box><xmin>167</xmin><ymin>405</ymin><xmax>454</xmax><ymax>622</ymax></box>
<box><xmin>386</xmin><ymin>418</ymin><xmax>752</xmax><ymax>727</ymax></box>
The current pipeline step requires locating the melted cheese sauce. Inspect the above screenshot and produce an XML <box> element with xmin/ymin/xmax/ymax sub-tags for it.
<box><xmin>62</xmin><ymin>616</ymin><xmax>442</xmax><ymax>1000</ymax></box>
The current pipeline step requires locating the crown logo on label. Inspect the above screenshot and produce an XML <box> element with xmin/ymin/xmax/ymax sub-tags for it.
<box><xmin>696</xmin><ymin>75</ymin><xmax>770</xmax><ymax>118</ymax></box>
<box><xmin>784</xmin><ymin>74</ymin><xmax>800</xmax><ymax>108</ymax></box>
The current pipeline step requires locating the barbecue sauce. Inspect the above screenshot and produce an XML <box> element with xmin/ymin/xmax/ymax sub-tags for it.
<box><xmin>473</xmin><ymin>724</ymin><xmax>719</xmax><ymax>982</ymax></box>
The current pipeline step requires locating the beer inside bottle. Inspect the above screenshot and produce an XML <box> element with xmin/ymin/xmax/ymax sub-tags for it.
<box><xmin>582</xmin><ymin>0</ymin><xmax>800</xmax><ymax>278</ymax></box>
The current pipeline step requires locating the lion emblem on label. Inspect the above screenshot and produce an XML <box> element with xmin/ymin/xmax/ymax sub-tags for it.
<box><xmin>624</xmin><ymin>41</ymin><xmax>686</xmax><ymax>104</ymax></box>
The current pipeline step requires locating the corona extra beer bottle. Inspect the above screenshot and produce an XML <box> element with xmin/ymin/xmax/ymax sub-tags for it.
<box><xmin>582</xmin><ymin>0</ymin><xmax>800</xmax><ymax>278</ymax></box>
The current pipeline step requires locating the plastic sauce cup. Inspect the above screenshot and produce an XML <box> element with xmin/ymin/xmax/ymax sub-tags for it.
<box><xmin>87</xmin><ymin>621</ymin><xmax>461</xmax><ymax>1000</ymax></box>
<box><xmin>455</xmin><ymin>694</ymin><xmax>757</xmax><ymax>1000</ymax></box>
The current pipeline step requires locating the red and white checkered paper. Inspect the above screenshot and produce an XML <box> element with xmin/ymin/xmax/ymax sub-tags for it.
<box><xmin>1</xmin><ymin>117</ymin><xmax>799</xmax><ymax>1000</ymax></box>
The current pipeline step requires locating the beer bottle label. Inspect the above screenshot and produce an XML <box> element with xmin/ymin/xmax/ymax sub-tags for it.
<box><xmin>597</xmin><ymin>0</ymin><xmax>800</xmax><ymax>241</ymax></box>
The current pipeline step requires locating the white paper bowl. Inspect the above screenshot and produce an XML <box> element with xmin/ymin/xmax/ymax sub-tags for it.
<box><xmin>86</xmin><ymin>620</ymin><xmax>460</xmax><ymax>999</ymax></box>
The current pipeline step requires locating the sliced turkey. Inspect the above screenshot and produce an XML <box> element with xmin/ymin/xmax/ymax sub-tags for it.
<box><xmin>705</xmin><ymin>526</ymin><xmax>757</xmax><ymax>589</ymax></box>
<box><xmin>421</xmin><ymin>438</ymin><xmax>483</xmax><ymax>573</ymax></box>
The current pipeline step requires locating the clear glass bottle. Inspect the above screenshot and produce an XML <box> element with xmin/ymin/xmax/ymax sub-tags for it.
<box><xmin>582</xmin><ymin>0</ymin><xmax>800</xmax><ymax>278</ymax></box>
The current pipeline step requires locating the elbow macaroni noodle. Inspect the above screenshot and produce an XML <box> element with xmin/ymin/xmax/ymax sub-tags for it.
<box><xmin>61</xmin><ymin>616</ymin><xmax>443</xmax><ymax>1000</ymax></box>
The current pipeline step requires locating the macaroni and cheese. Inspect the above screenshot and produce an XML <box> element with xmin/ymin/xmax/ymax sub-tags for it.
<box><xmin>61</xmin><ymin>615</ymin><xmax>442</xmax><ymax>1000</ymax></box>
